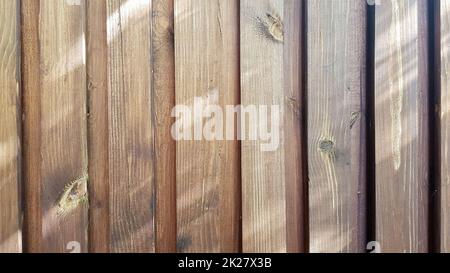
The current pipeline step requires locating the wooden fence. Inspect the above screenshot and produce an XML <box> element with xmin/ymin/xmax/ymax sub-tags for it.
<box><xmin>0</xmin><ymin>0</ymin><xmax>449</xmax><ymax>253</ymax></box>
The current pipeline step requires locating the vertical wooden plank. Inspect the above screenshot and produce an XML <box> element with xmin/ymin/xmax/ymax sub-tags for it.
<box><xmin>0</xmin><ymin>0</ymin><xmax>21</xmax><ymax>253</ymax></box>
<box><xmin>175</xmin><ymin>0</ymin><xmax>240</xmax><ymax>253</ymax></box>
<box><xmin>87</xmin><ymin>0</ymin><xmax>110</xmax><ymax>253</ymax></box>
<box><xmin>241</xmin><ymin>0</ymin><xmax>286</xmax><ymax>254</ymax></box>
<box><xmin>152</xmin><ymin>0</ymin><xmax>177</xmax><ymax>253</ymax></box>
<box><xmin>241</xmin><ymin>0</ymin><xmax>304</xmax><ymax>252</ymax></box>
<box><xmin>23</xmin><ymin>0</ymin><xmax>89</xmax><ymax>252</ymax></box>
<box><xmin>441</xmin><ymin>0</ymin><xmax>450</xmax><ymax>253</ymax></box>
<box><xmin>40</xmin><ymin>0</ymin><xmax>89</xmax><ymax>253</ymax></box>
<box><xmin>22</xmin><ymin>0</ymin><xmax>42</xmax><ymax>253</ymax></box>
<box><xmin>107</xmin><ymin>0</ymin><xmax>155</xmax><ymax>253</ymax></box>
<box><xmin>284</xmin><ymin>0</ymin><xmax>305</xmax><ymax>253</ymax></box>
<box><xmin>375</xmin><ymin>0</ymin><xmax>429</xmax><ymax>253</ymax></box>
<box><xmin>307</xmin><ymin>0</ymin><xmax>367</xmax><ymax>253</ymax></box>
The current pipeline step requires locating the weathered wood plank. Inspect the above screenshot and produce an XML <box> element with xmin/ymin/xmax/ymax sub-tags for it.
<box><xmin>441</xmin><ymin>0</ymin><xmax>450</xmax><ymax>253</ymax></box>
<box><xmin>0</xmin><ymin>0</ymin><xmax>21</xmax><ymax>253</ymax></box>
<box><xmin>22</xmin><ymin>0</ymin><xmax>89</xmax><ymax>253</ymax></box>
<box><xmin>175</xmin><ymin>0</ymin><xmax>240</xmax><ymax>253</ymax></box>
<box><xmin>152</xmin><ymin>0</ymin><xmax>177</xmax><ymax>253</ymax></box>
<box><xmin>375</xmin><ymin>0</ymin><xmax>429</xmax><ymax>253</ymax></box>
<box><xmin>284</xmin><ymin>0</ymin><xmax>305</xmax><ymax>253</ymax></box>
<box><xmin>241</xmin><ymin>0</ymin><xmax>304</xmax><ymax>253</ymax></box>
<box><xmin>39</xmin><ymin>0</ymin><xmax>89</xmax><ymax>253</ymax></box>
<box><xmin>107</xmin><ymin>0</ymin><xmax>155</xmax><ymax>253</ymax></box>
<box><xmin>21</xmin><ymin>0</ymin><xmax>42</xmax><ymax>253</ymax></box>
<box><xmin>87</xmin><ymin>0</ymin><xmax>110</xmax><ymax>253</ymax></box>
<box><xmin>307</xmin><ymin>0</ymin><xmax>367</xmax><ymax>253</ymax></box>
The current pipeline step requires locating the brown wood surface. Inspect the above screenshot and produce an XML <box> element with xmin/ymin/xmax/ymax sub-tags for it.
<box><xmin>152</xmin><ymin>0</ymin><xmax>177</xmax><ymax>253</ymax></box>
<box><xmin>307</xmin><ymin>0</ymin><xmax>367</xmax><ymax>253</ymax></box>
<box><xmin>22</xmin><ymin>0</ymin><xmax>89</xmax><ymax>253</ymax></box>
<box><xmin>375</xmin><ymin>0</ymin><xmax>429</xmax><ymax>253</ymax></box>
<box><xmin>175</xmin><ymin>0</ymin><xmax>240</xmax><ymax>253</ymax></box>
<box><xmin>107</xmin><ymin>0</ymin><xmax>155</xmax><ymax>253</ymax></box>
<box><xmin>241</xmin><ymin>0</ymin><xmax>304</xmax><ymax>253</ymax></box>
<box><xmin>0</xmin><ymin>0</ymin><xmax>21</xmax><ymax>253</ymax></box>
<box><xmin>441</xmin><ymin>0</ymin><xmax>450</xmax><ymax>253</ymax></box>
<box><xmin>87</xmin><ymin>0</ymin><xmax>110</xmax><ymax>253</ymax></box>
<box><xmin>9</xmin><ymin>0</ymin><xmax>444</xmax><ymax>254</ymax></box>
<box><xmin>284</xmin><ymin>0</ymin><xmax>305</xmax><ymax>253</ymax></box>
<box><xmin>21</xmin><ymin>0</ymin><xmax>42</xmax><ymax>253</ymax></box>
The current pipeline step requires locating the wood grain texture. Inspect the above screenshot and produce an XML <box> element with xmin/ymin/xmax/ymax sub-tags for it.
<box><xmin>240</xmin><ymin>0</ymin><xmax>288</xmax><ymax>252</ymax></box>
<box><xmin>23</xmin><ymin>0</ymin><xmax>89</xmax><ymax>253</ymax></box>
<box><xmin>0</xmin><ymin>0</ymin><xmax>21</xmax><ymax>253</ymax></box>
<box><xmin>175</xmin><ymin>0</ymin><xmax>240</xmax><ymax>253</ymax></box>
<box><xmin>375</xmin><ymin>0</ymin><xmax>429</xmax><ymax>253</ymax></box>
<box><xmin>40</xmin><ymin>0</ymin><xmax>89</xmax><ymax>252</ymax></box>
<box><xmin>307</xmin><ymin>0</ymin><xmax>367</xmax><ymax>253</ymax></box>
<box><xmin>107</xmin><ymin>0</ymin><xmax>155</xmax><ymax>253</ymax></box>
<box><xmin>441</xmin><ymin>0</ymin><xmax>450</xmax><ymax>253</ymax></box>
<box><xmin>21</xmin><ymin>0</ymin><xmax>42</xmax><ymax>253</ymax></box>
<box><xmin>283</xmin><ymin>0</ymin><xmax>305</xmax><ymax>253</ymax></box>
<box><xmin>87</xmin><ymin>0</ymin><xmax>110</xmax><ymax>253</ymax></box>
<box><xmin>152</xmin><ymin>0</ymin><xmax>177</xmax><ymax>253</ymax></box>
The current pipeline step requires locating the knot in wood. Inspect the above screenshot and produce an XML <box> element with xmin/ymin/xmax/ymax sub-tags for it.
<box><xmin>319</xmin><ymin>140</ymin><xmax>334</xmax><ymax>153</ymax></box>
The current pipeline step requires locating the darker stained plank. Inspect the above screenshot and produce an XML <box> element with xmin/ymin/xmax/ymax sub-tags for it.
<box><xmin>284</xmin><ymin>0</ymin><xmax>306</xmax><ymax>253</ymax></box>
<box><xmin>21</xmin><ymin>0</ymin><xmax>42</xmax><ymax>253</ymax></box>
<box><xmin>152</xmin><ymin>0</ymin><xmax>177</xmax><ymax>253</ymax></box>
<box><xmin>107</xmin><ymin>0</ymin><xmax>155</xmax><ymax>253</ymax></box>
<box><xmin>87</xmin><ymin>0</ymin><xmax>110</xmax><ymax>253</ymax></box>
<box><xmin>440</xmin><ymin>0</ymin><xmax>450</xmax><ymax>253</ymax></box>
